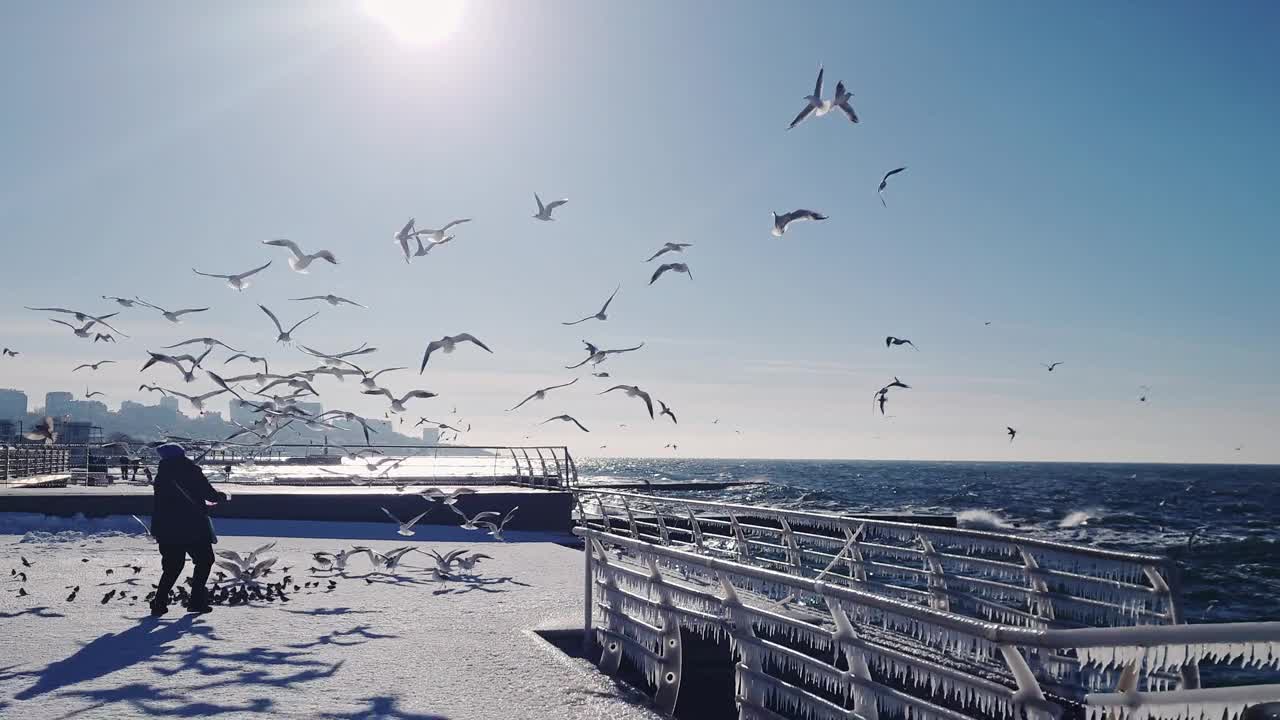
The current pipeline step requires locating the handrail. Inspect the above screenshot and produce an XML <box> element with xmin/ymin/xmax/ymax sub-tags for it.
<box><xmin>577</xmin><ymin>526</ymin><xmax>1280</xmax><ymax>720</ymax></box>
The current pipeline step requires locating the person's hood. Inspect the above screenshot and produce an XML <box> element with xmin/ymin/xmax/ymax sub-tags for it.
<box><xmin>156</xmin><ymin>443</ymin><xmax>186</xmax><ymax>461</ymax></box>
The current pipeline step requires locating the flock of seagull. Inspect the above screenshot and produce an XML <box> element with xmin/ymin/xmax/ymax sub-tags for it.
<box><xmin>3</xmin><ymin>63</ymin><xmax>1164</xmax><ymax>460</ymax></box>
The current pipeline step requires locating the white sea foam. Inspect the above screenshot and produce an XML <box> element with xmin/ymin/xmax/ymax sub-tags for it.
<box><xmin>956</xmin><ymin>509</ymin><xmax>1017</xmax><ymax>530</ymax></box>
<box><xmin>1059</xmin><ymin>509</ymin><xmax>1102</xmax><ymax>528</ymax></box>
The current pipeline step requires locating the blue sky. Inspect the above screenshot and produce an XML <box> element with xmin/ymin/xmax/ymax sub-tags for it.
<box><xmin>0</xmin><ymin>1</ymin><xmax>1276</xmax><ymax>461</ymax></box>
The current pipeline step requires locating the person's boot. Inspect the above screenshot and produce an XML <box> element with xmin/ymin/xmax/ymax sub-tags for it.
<box><xmin>185</xmin><ymin>586</ymin><xmax>213</xmax><ymax>614</ymax></box>
<box><xmin>149</xmin><ymin>599</ymin><xmax>168</xmax><ymax>617</ymax></box>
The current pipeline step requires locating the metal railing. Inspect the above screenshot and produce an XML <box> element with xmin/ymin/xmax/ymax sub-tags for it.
<box><xmin>17</xmin><ymin>443</ymin><xmax>578</xmax><ymax>490</ymax></box>
<box><xmin>574</xmin><ymin>489</ymin><xmax>1181</xmax><ymax>632</ymax></box>
<box><xmin>577</xmin><ymin>526</ymin><xmax>1280</xmax><ymax>720</ymax></box>
<box><xmin>1</xmin><ymin>445</ymin><xmax>71</xmax><ymax>485</ymax></box>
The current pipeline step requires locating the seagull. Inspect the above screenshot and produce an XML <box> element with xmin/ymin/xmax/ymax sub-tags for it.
<box><xmin>318</xmin><ymin>468</ymin><xmax>375</xmax><ymax>486</ymax></box>
<box><xmin>649</xmin><ymin>263</ymin><xmax>692</xmax><ymax>285</ymax></box>
<box><xmin>140</xmin><ymin>349</ymin><xmax>212</xmax><ymax>383</ymax></box>
<box><xmin>415</xmin><ymin>418</ymin><xmax>466</xmax><ymax>434</ymax></box>
<box><xmin>192</xmin><ymin>261</ymin><xmax>272</xmax><ymax>291</ymax></box>
<box><xmin>540</xmin><ymin>415</ymin><xmax>590</xmax><ymax>432</ymax></box>
<box><xmin>658</xmin><ymin>400</ymin><xmax>678</xmax><ymax>424</ymax></box>
<box><xmin>449</xmin><ymin>504</ymin><xmax>501</xmax><ymax>531</ymax></box>
<box><xmin>771</xmin><ymin>209</ymin><xmax>828</xmax><ymax>237</ymax></box>
<box><xmin>73</xmin><ymin>360</ymin><xmax>116</xmax><ymax>372</ymax></box>
<box><xmin>417</xmin><ymin>218</ymin><xmax>471</xmax><ymax>244</ymax></box>
<box><xmin>138</xmin><ymin>384</ymin><xmax>169</xmax><ymax>396</ymax></box>
<box><xmin>24</xmin><ymin>307</ymin><xmax>127</xmax><ymax>335</ymax></box>
<box><xmin>419</xmin><ymin>334</ymin><xmax>492</xmax><ymax>372</ymax></box>
<box><xmin>393</xmin><ymin>219</ymin><xmax>419</xmax><ymax>264</ymax></box>
<box><xmin>49</xmin><ymin>318</ymin><xmax>101</xmax><ymax>338</ymax></box>
<box><xmin>508</xmin><ymin>378</ymin><xmax>578</xmax><ymax>411</ymax></box>
<box><xmin>93</xmin><ymin>333</ymin><xmax>116</xmax><ymax>343</ymax></box>
<box><xmin>600</xmin><ymin>385</ymin><xmax>655</xmax><ymax>419</ymax></box>
<box><xmin>2</xmin><ymin>348</ymin><xmax>19</xmax><ymax>357</ymax></box>
<box><xmin>885</xmin><ymin>336</ymin><xmax>918</xmax><ymax>350</ymax></box>
<box><xmin>532</xmin><ymin>193</ymin><xmax>568</xmax><ymax>221</ymax></box>
<box><xmin>417</xmin><ymin>487</ymin><xmax>477</xmax><ymax>506</ymax></box>
<box><xmin>1043</xmin><ymin>362</ymin><xmax>1064</xmax><ymax>372</ymax></box>
<box><xmin>644</xmin><ymin>242</ymin><xmax>692</xmax><ymax>262</ymax></box>
<box><xmin>164</xmin><ymin>337</ymin><xmax>245</xmax><ymax>353</ymax></box>
<box><xmin>262</xmin><ymin>238</ymin><xmax>338</xmax><ymax>273</ymax></box>
<box><xmin>380</xmin><ymin>507</ymin><xmax>434</xmax><ymax>537</ymax></box>
<box><xmin>225</xmin><ymin>354</ymin><xmax>270</xmax><ymax>373</ymax></box>
<box><xmin>362</xmin><ymin>388</ymin><xmax>437</xmax><ymax>413</ymax></box>
<box><xmin>787</xmin><ymin>66</ymin><xmax>827</xmax><ymax>130</ymax></box>
<box><xmin>565</xmin><ymin>342</ymin><xmax>645</xmax><ymax>369</ymax></box>
<box><xmin>476</xmin><ymin>506</ymin><xmax>518</xmax><ymax>541</ymax></box>
<box><xmin>562</xmin><ymin>286</ymin><xmax>620</xmax><ymax>325</ymax></box>
<box><xmin>1138</xmin><ymin>385</ymin><xmax>1151</xmax><ymax>403</ymax></box>
<box><xmin>413</xmin><ymin>235</ymin><xmax>452</xmax><ymax>257</ymax></box>
<box><xmin>162</xmin><ymin>388</ymin><xmax>230</xmax><ymax>413</ymax></box>
<box><xmin>290</xmin><ymin>294</ymin><xmax>365</xmax><ymax>308</ymax></box>
<box><xmin>873</xmin><ymin>388</ymin><xmax>889</xmax><ymax>415</ymax></box>
<box><xmin>84</xmin><ymin>388</ymin><xmax>106</xmax><ymax>399</ymax></box>
<box><xmin>102</xmin><ymin>295</ymin><xmax>139</xmax><ymax>307</ymax></box>
<box><xmin>591</xmin><ymin>371</ymin><xmax>610</xmax><ymax>378</ymax></box>
<box><xmin>885</xmin><ymin>377</ymin><xmax>911</xmax><ymax>390</ymax></box>
<box><xmin>342</xmin><ymin>364</ymin><xmax>407</xmax><ymax>391</ymax></box>
<box><xmin>831</xmin><ymin>81</ymin><xmax>858</xmax><ymax>124</ymax></box>
<box><xmin>25</xmin><ymin>416</ymin><xmax>57</xmax><ymax>445</ymax></box>
<box><xmin>1007</xmin><ymin>427</ymin><xmax>1017</xmax><ymax>443</ymax></box>
<box><xmin>259</xmin><ymin>305</ymin><xmax>319</xmax><ymax>344</ymax></box>
<box><xmin>132</xmin><ymin>298</ymin><xmax>209</xmax><ymax>324</ymax></box>
<box><xmin>878</xmin><ymin>167</ymin><xmax>906</xmax><ymax>207</ymax></box>
<box><xmin>204</xmin><ymin>371</ymin><xmax>247</xmax><ymax>400</ymax></box>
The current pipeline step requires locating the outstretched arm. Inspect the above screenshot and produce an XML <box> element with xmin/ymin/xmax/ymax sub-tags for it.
<box><xmin>187</xmin><ymin>463</ymin><xmax>228</xmax><ymax>503</ymax></box>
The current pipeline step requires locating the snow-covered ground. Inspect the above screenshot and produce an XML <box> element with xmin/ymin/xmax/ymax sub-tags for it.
<box><xmin>0</xmin><ymin>515</ymin><xmax>660</xmax><ymax>719</ymax></box>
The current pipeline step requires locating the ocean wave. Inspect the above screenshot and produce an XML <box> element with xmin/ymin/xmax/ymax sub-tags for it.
<box><xmin>1058</xmin><ymin>509</ymin><xmax>1102</xmax><ymax>528</ymax></box>
<box><xmin>956</xmin><ymin>509</ymin><xmax>1018</xmax><ymax>530</ymax></box>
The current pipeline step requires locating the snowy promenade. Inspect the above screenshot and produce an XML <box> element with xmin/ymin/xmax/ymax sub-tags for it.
<box><xmin>0</xmin><ymin>526</ymin><xmax>660</xmax><ymax>719</ymax></box>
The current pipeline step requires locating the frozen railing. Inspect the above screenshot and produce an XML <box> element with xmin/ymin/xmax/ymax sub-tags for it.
<box><xmin>1</xmin><ymin>445</ymin><xmax>71</xmax><ymax>485</ymax></box>
<box><xmin>574</xmin><ymin>489</ymin><xmax>1181</xmax><ymax>631</ymax></box>
<box><xmin>49</xmin><ymin>443</ymin><xmax>578</xmax><ymax>489</ymax></box>
<box><xmin>576</xmin><ymin>527</ymin><xmax>1280</xmax><ymax>720</ymax></box>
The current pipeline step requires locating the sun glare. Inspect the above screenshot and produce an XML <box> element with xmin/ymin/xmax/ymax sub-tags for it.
<box><xmin>363</xmin><ymin>0</ymin><xmax>465</xmax><ymax>45</ymax></box>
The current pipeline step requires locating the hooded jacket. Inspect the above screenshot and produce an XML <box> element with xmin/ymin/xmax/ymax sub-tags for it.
<box><xmin>151</xmin><ymin>456</ymin><xmax>227</xmax><ymax>544</ymax></box>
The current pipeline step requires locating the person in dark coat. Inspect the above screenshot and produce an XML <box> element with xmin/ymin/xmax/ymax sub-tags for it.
<box><xmin>150</xmin><ymin>443</ymin><xmax>227</xmax><ymax>616</ymax></box>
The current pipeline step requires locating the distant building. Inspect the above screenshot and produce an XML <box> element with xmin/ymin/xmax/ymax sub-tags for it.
<box><xmin>54</xmin><ymin>419</ymin><xmax>101</xmax><ymax>445</ymax></box>
<box><xmin>0</xmin><ymin>419</ymin><xmax>16</xmax><ymax>441</ymax></box>
<box><xmin>158</xmin><ymin>396</ymin><xmax>179</xmax><ymax>413</ymax></box>
<box><xmin>0</xmin><ymin>388</ymin><xmax>27</xmax><ymax>421</ymax></box>
<box><xmin>421</xmin><ymin>427</ymin><xmax>440</xmax><ymax>444</ymax></box>
<box><xmin>45</xmin><ymin>391</ymin><xmax>74</xmax><ymax>418</ymax></box>
<box><xmin>230</xmin><ymin>399</ymin><xmax>259</xmax><ymax>426</ymax></box>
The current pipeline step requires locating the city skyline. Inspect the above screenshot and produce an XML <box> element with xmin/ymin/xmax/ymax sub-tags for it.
<box><xmin>0</xmin><ymin>2</ymin><xmax>1276</xmax><ymax>462</ymax></box>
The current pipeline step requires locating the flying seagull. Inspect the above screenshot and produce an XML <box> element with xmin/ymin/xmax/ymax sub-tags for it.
<box><xmin>289</xmin><ymin>294</ymin><xmax>365</xmax><ymax>308</ymax></box>
<box><xmin>649</xmin><ymin>263</ymin><xmax>692</xmax><ymax>285</ymax></box>
<box><xmin>132</xmin><ymin>298</ymin><xmax>209</xmax><ymax>324</ymax></box>
<box><xmin>658</xmin><ymin>400</ymin><xmax>678</xmax><ymax>424</ymax></box>
<box><xmin>417</xmin><ymin>218</ymin><xmax>471</xmax><ymax>244</ymax></box>
<box><xmin>73</xmin><ymin>360</ymin><xmax>116</xmax><ymax>372</ymax></box>
<box><xmin>565</xmin><ymin>342</ymin><xmax>645</xmax><ymax>369</ymax></box>
<box><xmin>562</xmin><ymin>286</ymin><xmax>619</xmax><ymax>325</ymax></box>
<box><xmin>93</xmin><ymin>333</ymin><xmax>115</xmax><ymax>343</ymax></box>
<box><xmin>85</xmin><ymin>388</ymin><xmax>105</xmax><ymax>399</ymax></box>
<box><xmin>25</xmin><ymin>416</ymin><xmax>57</xmax><ymax>445</ymax></box>
<box><xmin>878</xmin><ymin>167</ymin><xmax>907</xmax><ymax>207</ymax></box>
<box><xmin>362</xmin><ymin>388</ymin><xmax>438</xmax><ymax>413</ymax></box>
<box><xmin>413</xmin><ymin>235</ymin><xmax>452</xmax><ymax>257</ymax></box>
<box><xmin>885</xmin><ymin>336</ymin><xmax>918</xmax><ymax>350</ymax></box>
<box><xmin>540</xmin><ymin>415</ymin><xmax>590</xmax><ymax>432</ymax></box>
<box><xmin>140</xmin><ymin>349</ymin><xmax>212</xmax><ymax>383</ymax></box>
<box><xmin>600</xmin><ymin>384</ymin><xmax>655</xmax><ymax>419</ymax></box>
<box><xmin>49</xmin><ymin>318</ymin><xmax>103</xmax><ymax>338</ymax></box>
<box><xmin>532</xmin><ymin>193</ymin><xmax>568</xmax><ymax>221</ymax></box>
<box><xmin>644</xmin><ymin>242</ymin><xmax>692</xmax><ymax>262</ymax></box>
<box><xmin>1007</xmin><ymin>427</ymin><xmax>1017</xmax><ymax>443</ymax></box>
<box><xmin>831</xmin><ymin>81</ymin><xmax>858</xmax><ymax>124</ymax></box>
<box><xmin>164</xmin><ymin>337</ymin><xmax>245</xmax><ymax>353</ymax></box>
<box><xmin>2</xmin><ymin>348</ymin><xmax>18</xmax><ymax>357</ymax></box>
<box><xmin>873</xmin><ymin>388</ymin><xmax>889</xmax><ymax>415</ymax></box>
<box><xmin>393</xmin><ymin>219</ymin><xmax>419</xmax><ymax>264</ymax></box>
<box><xmin>262</xmin><ymin>238</ymin><xmax>338</xmax><ymax>273</ymax></box>
<box><xmin>1043</xmin><ymin>362</ymin><xmax>1064</xmax><ymax>372</ymax></box>
<box><xmin>1138</xmin><ymin>385</ymin><xmax>1151</xmax><ymax>403</ymax></box>
<box><xmin>162</xmin><ymin>388</ymin><xmax>230</xmax><ymax>413</ymax></box>
<box><xmin>380</xmin><ymin>507</ymin><xmax>434</xmax><ymax>537</ymax></box>
<box><xmin>24</xmin><ymin>307</ymin><xmax>127</xmax><ymax>335</ymax></box>
<box><xmin>225</xmin><ymin>354</ymin><xmax>269</xmax><ymax>373</ymax></box>
<box><xmin>787</xmin><ymin>66</ymin><xmax>827</xmax><ymax>130</ymax></box>
<box><xmin>419</xmin><ymin>334</ymin><xmax>492</xmax><ymax>372</ymax></box>
<box><xmin>102</xmin><ymin>296</ymin><xmax>140</xmax><ymax>307</ymax></box>
<box><xmin>508</xmin><ymin>378</ymin><xmax>578</xmax><ymax>411</ymax></box>
<box><xmin>192</xmin><ymin>261</ymin><xmax>272</xmax><ymax>291</ymax></box>
<box><xmin>771</xmin><ymin>209</ymin><xmax>828</xmax><ymax>237</ymax></box>
<box><xmin>259</xmin><ymin>304</ymin><xmax>319</xmax><ymax>344</ymax></box>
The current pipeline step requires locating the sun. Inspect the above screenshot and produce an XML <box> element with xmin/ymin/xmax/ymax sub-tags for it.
<box><xmin>363</xmin><ymin>0</ymin><xmax>465</xmax><ymax>45</ymax></box>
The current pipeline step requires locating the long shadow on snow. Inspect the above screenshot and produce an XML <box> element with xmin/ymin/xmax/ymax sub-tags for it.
<box><xmin>318</xmin><ymin>695</ymin><xmax>449</xmax><ymax>719</ymax></box>
<box><xmin>0</xmin><ymin>605</ymin><xmax>65</xmax><ymax>620</ymax></box>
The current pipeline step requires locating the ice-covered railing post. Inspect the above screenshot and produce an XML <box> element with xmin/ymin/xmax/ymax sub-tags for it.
<box><xmin>620</xmin><ymin>496</ymin><xmax>641</xmax><ymax>539</ymax></box>
<box><xmin>646</xmin><ymin>556</ymin><xmax>683</xmax><ymax>715</ymax></box>
<box><xmin>919</xmin><ymin>535</ymin><xmax>951</xmax><ymax>612</ymax></box>
<box><xmin>778</xmin><ymin>518</ymin><xmax>804</xmax><ymax>575</ymax></box>
<box><xmin>1019</xmin><ymin>548</ymin><xmax>1056</xmax><ymax>622</ymax></box>
<box><xmin>728</xmin><ymin>511</ymin><xmax>750</xmax><ymax>563</ymax></box>
<box><xmin>687</xmin><ymin>508</ymin><xmax>706</xmax><ymax>552</ymax></box>
<box><xmin>1142</xmin><ymin>563</ymin><xmax>1200</xmax><ymax>690</ymax></box>
<box><xmin>827</xmin><ymin>596</ymin><xmax>880</xmax><ymax>720</ymax></box>
<box><xmin>591</xmin><ymin>539</ymin><xmax>626</xmax><ymax>677</ymax></box>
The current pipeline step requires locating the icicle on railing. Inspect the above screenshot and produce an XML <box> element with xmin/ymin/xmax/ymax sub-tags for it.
<box><xmin>1085</xmin><ymin>684</ymin><xmax>1280</xmax><ymax>720</ymax></box>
